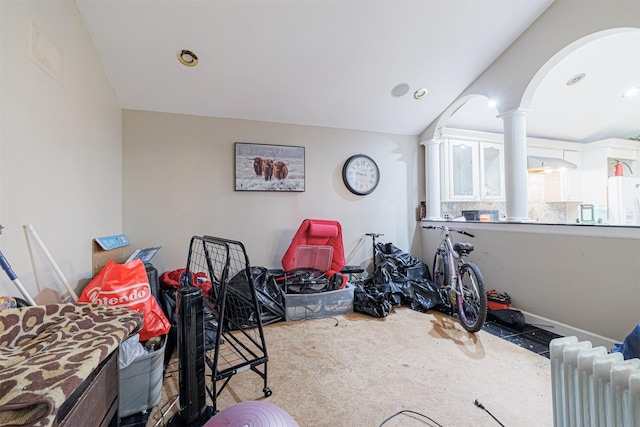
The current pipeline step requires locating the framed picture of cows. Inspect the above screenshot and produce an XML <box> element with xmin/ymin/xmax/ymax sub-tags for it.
<box><xmin>234</xmin><ymin>142</ymin><xmax>305</xmax><ymax>192</ymax></box>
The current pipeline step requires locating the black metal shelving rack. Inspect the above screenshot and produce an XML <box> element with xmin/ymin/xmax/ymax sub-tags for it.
<box><xmin>184</xmin><ymin>235</ymin><xmax>271</xmax><ymax>413</ymax></box>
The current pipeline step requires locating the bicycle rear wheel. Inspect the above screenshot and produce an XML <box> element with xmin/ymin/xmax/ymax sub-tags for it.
<box><xmin>432</xmin><ymin>249</ymin><xmax>449</xmax><ymax>289</ymax></box>
<box><xmin>456</xmin><ymin>262</ymin><xmax>487</xmax><ymax>333</ymax></box>
<box><xmin>432</xmin><ymin>249</ymin><xmax>455</xmax><ymax>312</ymax></box>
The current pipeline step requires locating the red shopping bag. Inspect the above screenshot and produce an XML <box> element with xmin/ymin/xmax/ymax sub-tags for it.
<box><xmin>79</xmin><ymin>258</ymin><xmax>170</xmax><ymax>341</ymax></box>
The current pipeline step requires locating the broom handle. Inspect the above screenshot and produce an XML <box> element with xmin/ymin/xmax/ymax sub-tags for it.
<box><xmin>0</xmin><ymin>250</ymin><xmax>37</xmax><ymax>305</ymax></box>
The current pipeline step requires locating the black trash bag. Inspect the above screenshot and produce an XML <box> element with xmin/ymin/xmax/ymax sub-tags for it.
<box><xmin>376</xmin><ymin>242</ymin><xmax>432</xmax><ymax>281</ymax></box>
<box><xmin>250</xmin><ymin>266</ymin><xmax>286</xmax><ymax>322</ymax></box>
<box><xmin>369</xmin><ymin>270</ymin><xmax>404</xmax><ymax>307</ymax></box>
<box><xmin>352</xmin><ymin>242</ymin><xmax>444</xmax><ymax>318</ymax></box>
<box><xmin>158</xmin><ymin>286</ymin><xmax>178</xmax><ymax>369</ymax></box>
<box><xmin>374</xmin><ymin>242</ymin><xmax>443</xmax><ymax>312</ymax></box>
<box><xmin>353</xmin><ymin>279</ymin><xmax>393</xmax><ymax>318</ymax></box>
<box><xmin>410</xmin><ymin>280</ymin><xmax>443</xmax><ymax>313</ymax></box>
<box><xmin>223</xmin><ymin>266</ymin><xmax>286</xmax><ymax>328</ymax></box>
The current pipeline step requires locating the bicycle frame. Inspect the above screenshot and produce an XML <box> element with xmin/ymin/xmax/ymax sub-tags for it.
<box><xmin>366</xmin><ymin>232</ymin><xmax>384</xmax><ymax>272</ymax></box>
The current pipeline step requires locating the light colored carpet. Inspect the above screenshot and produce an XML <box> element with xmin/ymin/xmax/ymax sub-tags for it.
<box><xmin>148</xmin><ymin>307</ymin><xmax>552</xmax><ymax>427</ymax></box>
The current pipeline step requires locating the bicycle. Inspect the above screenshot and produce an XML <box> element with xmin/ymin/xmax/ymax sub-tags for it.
<box><xmin>365</xmin><ymin>232</ymin><xmax>384</xmax><ymax>273</ymax></box>
<box><xmin>423</xmin><ymin>225</ymin><xmax>487</xmax><ymax>333</ymax></box>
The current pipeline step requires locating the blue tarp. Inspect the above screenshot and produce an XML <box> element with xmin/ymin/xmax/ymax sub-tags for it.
<box><xmin>612</xmin><ymin>323</ymin><xmax>640</xmax><ymax>360</ymax></box>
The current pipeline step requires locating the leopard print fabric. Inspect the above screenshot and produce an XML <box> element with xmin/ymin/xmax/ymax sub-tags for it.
<box><xmin>0</xmin><ymin>303</ymin><xmax>142</xmax><ymax>427</ymax></box>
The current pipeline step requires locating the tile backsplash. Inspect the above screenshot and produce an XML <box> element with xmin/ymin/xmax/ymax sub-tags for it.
<box><xmin>441</xmin><ymin>201</ymin><xmax>578</xmax><ymax>223</ymax></box>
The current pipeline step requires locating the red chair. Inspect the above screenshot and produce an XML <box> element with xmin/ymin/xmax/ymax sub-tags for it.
<box><xmin>280</xmin><ymin>219</ymin><xmax>363</xmax><ymax>290</ymax></box>
<box><xmin>282</xmin><ymin>219</ymin><xmax>346</xmax><ymax>272</ymax></box>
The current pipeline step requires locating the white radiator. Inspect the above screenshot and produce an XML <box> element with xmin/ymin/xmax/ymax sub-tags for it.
<box><xmin>550</xmin><ymin>336</ymin><xmax>640</xmax><ymax>427</ymax></box>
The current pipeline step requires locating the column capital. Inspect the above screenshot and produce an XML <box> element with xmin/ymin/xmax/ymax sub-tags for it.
<box><xmin>498</xmin><ymin>107</ymin><xmax>530</xmax><ymax>119</ymax></box>
<box><xmin>420</xmin><ymin>138</ymin><xmax>442</xmax><ymax>147</ymax></box>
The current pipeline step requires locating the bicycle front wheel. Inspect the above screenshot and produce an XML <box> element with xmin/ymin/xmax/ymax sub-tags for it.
<box><xmin>456</xmin><ymin>262</ymin><xmax>487</xmax><ymax>333</ymax></box>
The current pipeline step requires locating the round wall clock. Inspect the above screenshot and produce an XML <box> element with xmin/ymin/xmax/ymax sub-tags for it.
<box><xmin>342</xmin><ymin>154</ymin><xmax>380</xmax><ymax>195</ymax></box>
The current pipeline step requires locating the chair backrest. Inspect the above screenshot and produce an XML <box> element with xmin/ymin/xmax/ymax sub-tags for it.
<box><xmin>281</xmin><ymin>219</ymin><xmax>346</xmax><ymax>272</ymax></box>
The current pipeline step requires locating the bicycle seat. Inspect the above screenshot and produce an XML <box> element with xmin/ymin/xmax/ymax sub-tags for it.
<box><xmin>453</xmin><ymin>242</ymin><xmax>474</xmax><ymax>255</ymax></box>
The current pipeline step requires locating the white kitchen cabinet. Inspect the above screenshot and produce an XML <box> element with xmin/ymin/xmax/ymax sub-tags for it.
<box><xmin>448</xmin><ymin>139</ymin><xmax>478</xmax><ymax>199</ymax></box>
<box><xmin>480</xmin><ymin>142</ymin><xmax>505</xmax><ymax>200</ymax></box>
<box><xmin>444</xmin><ymin>139</ymin><xmax>504</xmax><ymax>201</ymax></box>
<box><xmin>539</xmin><ymin>170</ymin><xmax>581</xmax><ymax>202</ymax></box>
<box><xmin>562</xmin><ymin>150</ymin><xmax>581</xmax><ymax>201</ymax></box>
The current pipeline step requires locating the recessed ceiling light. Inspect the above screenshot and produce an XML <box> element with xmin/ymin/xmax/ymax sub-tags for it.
<box><xmin>177</xmin><ymin>49</ymin><xmax>198</xmax><ymax>67</ymax></box>
<box><xmin>414</xmin><ymin>88</ymin><xmax>428</xmax><ymax>99</ymax></box>
<box><xmin>487</xmin><ymin>99</ymin><xmax>497</xmax><ymax>108</ymax></box>
<box><xmin>622</xmin><ymin>87</ymin><xmax>639</xmax><ymax>98</ymax></box>
<box><xmin>566</xmin><ymin>73</ymin><xmax>586</xmax><ymax>86</ymax></box>
<box><xmin>391</xmin><ymin>83</ymin><xmax>410</xmax><ymax>97</ymax></box>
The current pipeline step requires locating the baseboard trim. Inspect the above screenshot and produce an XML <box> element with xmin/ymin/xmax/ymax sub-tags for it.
<box><xmin>519</xmin><ymin>310</ymin><xmax>618</xmax><ymax>350</ymax></box>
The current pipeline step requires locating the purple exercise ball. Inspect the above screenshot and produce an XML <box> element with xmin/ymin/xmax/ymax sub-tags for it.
<box><xmin>204</xmin><ymin>401</ymin><xmax>299</xmax><ymax>427</ymax></box>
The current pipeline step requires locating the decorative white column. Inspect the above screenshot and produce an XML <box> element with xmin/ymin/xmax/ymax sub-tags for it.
<box><xmin>499</xmin><ymin>108</ymin><xmax>530</xmax><ymax>222</ymax></box>
<box><xmin>421</xmin><ymin>139</ymin><xmax>442</xmax><ymax>220</ymax></box>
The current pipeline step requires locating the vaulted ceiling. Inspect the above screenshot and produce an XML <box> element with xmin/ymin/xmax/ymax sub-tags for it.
<box><xmin>447</xmin><ymin>30</ymin><xmax>640</xmax><ymax>143</ymax></box>
<box><xmin>74</xmin><ymin>1</ymin><xmax>639</xmax><ymax>142</ymax></box>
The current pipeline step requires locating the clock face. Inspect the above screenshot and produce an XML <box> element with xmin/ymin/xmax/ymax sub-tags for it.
<box><xmin>342</xmin><ymin>154</ymin><xmax>380</xmax><ymax>195</ymax></box>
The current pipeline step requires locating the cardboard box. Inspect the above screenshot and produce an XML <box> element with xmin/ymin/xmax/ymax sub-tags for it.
<box><xmin>92</xmin><ymin>234</ymin><xmax>160</xmax><ymax>276</ymax></box>
<box><xmin>92</xmin><ymin>234</ymin><xmax>130</xmax><ymax>277</ymax></box>
<box><xmin>34</xmin><ymin>287</ymin><xmax>62</xmax><ymax>305</ymax></box>
<box><xmin>284</xmin><ymin>285</ymin><xmax>354</xmax><ymax>322</ymax></box>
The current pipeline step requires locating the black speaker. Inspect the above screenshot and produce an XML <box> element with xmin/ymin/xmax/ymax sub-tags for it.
<box><xmin>169</xmin><ymin>287</ymin><xmax>212</xmax><ymax>426</ymax></box>
<box><xmin>144</xmin><ymin>262</ymin><xmax>159</xmax><ymax>300</ymax></box>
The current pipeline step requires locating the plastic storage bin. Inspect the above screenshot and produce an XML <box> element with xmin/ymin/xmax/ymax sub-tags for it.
<box><xmin>284</xmin><ymin>285</ymin><xmax>354</xmax><ymax>322</ymax></box>
<box><xmin>118</xmin><ymin>337</ymin><xmax>166</xmax><ymax>417</ymax></box>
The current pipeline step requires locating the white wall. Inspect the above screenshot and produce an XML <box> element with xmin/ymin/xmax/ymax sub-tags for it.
<box><xmin>122</xmin><ymin>110</ymin><xmax>424</xmax><ymax>276</ymax></box>
<box><xmin>0</xmin><ymin>0</ymin><xmax>122</xmax><ymax>299</ymax></box>
<box><xmin>421</xmin><ymin>221</ymin><xmax>640</xmax><ymax>346</ymax></box>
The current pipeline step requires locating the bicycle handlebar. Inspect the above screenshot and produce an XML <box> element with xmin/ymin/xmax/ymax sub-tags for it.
<box><xmin>422</xmin><ymin>225</ymin><xmax>474</xmax><ymax>238</ymax></box>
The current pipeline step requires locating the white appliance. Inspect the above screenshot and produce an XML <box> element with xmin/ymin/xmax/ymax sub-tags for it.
<box><xmin>608</xmin><ymin>176</ymin><xmax>640</xmax><ymax>225</ymax></box>
<box><xmin>550</xmin><ymin>336</ymin><xmax>640</xmax><ymax>427</ymax></box>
